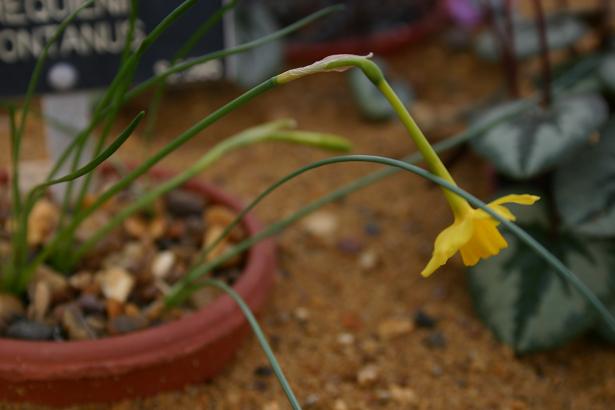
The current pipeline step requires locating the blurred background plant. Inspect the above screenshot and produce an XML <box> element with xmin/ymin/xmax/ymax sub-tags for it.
<box><xmin>460</xmin><ymin>0</ymin><xmax>615</xmax><ymax>352</ymax></box>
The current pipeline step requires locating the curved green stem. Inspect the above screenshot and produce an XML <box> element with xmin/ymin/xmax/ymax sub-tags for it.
<box><xmin>275</xmin><ymin>55</ymin><xmax>469</xmax><ymax>214</ymax></box>
<box><xmin>191</xmin><ymin>279</ymin><xmax>302</xmax><ymax>409</ymax></box>
<box><xmin>166</xmin><ymin>155</ymin><xmax>615</xmax><ymax>335</ymax></box>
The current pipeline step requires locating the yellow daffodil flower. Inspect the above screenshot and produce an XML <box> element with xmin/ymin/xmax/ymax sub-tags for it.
<box><xmin>276</xmin><ymin>55</ymin><xmax>541</xmax><ymax>277</ymax></box>
<box><xmin>420</xmin><ymin>194</ymin><xmax>540</xmax><ymax>277</ymax></box>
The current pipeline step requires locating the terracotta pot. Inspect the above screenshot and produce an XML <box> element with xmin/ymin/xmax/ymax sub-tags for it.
<box><xmin>0</xmin><ymin>168</ymin><xmax>277</xmax><ymax>407</ymax></box>
<box><xmin>285</xmin><ymin>0</ymin><xmax>447</xmax><ymax>63</ymax></box>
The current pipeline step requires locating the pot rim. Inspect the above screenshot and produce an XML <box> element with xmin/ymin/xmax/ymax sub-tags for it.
<box><xmin>285</xmin><ymin>0</ymin><xmax>447</xmax><ymax>63</ymax></box>
<box><xmin>0</xmin><ymin>167</ymin><xmax>276</xmax><ymax>381</ymax></box>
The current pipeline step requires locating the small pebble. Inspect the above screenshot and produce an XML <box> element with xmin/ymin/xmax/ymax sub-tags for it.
<box><xmin>303</xmin><ymin>393</ymin><xmax>320</xmax><ymax>407</ymax></box>
<box><xmin>357</xmin><ymin>364</ymin><xmax>380</xmax><ymax>386</ymax></box>
<box><xmin>358</xmin><ymin>250</ymin><xmax>379</xmax><ymax>271</ymax></box>
<box><xmin>151</xmin><ymin>251</ymin><xmax>176</xmax><ymax>279</ymax></box>
<box><xmin>337</xmin><ymin>332</ymin><xmax>355</xmax><ymax>346</ymax></box>
<box><xmin>333</xmin><ymin>399</ymin><xmax>348</xmax><ymax>410</ymax></box>
<box><xmin>6</xmin><ymin>319</ymin><xmax>53</xmax><ymax>340</ymax></box>
<box><xmin>364</xmin><ymin>222</ymin><xmax>381</xmax><ymax>236</ymax></box>
<box><xmin>29</xmin><ymin>281</ymin><xmax>51</xmax><ymax>322</ymax></box>
<box><xmin>165</xmin><ymin>190</ymin><xmax>205</xmax><ymax>217</ymax></box>
<box><xmin>254</xmin><ymin>365</ymin><xmax>273</xmax><ymax>378</ymax></box>
<box><xmin>389</xmin><ymin>385</ymin><xmax>418</xmax><ymax>405</ymax></box>
<box><xmin>33</xmin><ymin>266</ymin><xmax>68</xmax><ymax>296</ymax></box>
<box><xmin>105</xmin><ymin>298</ymin><xmax>124</xmax><ymax>319</ymax></box>
<box><xmin>108</xmin><ymin>314</ymin><xmax>148</xmax><ymax>335</ymax></box>
<box><xmin>27</xmin><ymin>198</ymin><xmax>59</xmax><ymax>246</ymax></box>
<box><xmin>97</xmin><ymin>268</ymin><xmax>135</xmax><ymax>303</ymax></box>
<box><xmin>143</xmin><ymin>300</ymin><xmax>164</xmax><ymax>321</ymax></box>
<box><xmin>62</xmin><ymin>305</ymin><xmax>96</xmax><ymax>340</ymax></box>
<box><xmin>336</xmin><ymin>238</ymin><xmax>363</xmax><ymax>254</ymax></box>
<box><xmin>414</xmin><ymin>309</ymin><xmax>437</xmax><ymax>328</ymax></box>
<box><xmin>205</xmin><ymin>206</ymin><xmax>243</xmax><ymax>240</ymax></box>
<box><xmin>339</xmin><ymin>311</ymin><xmax>363</xmax><ymax>331</ymax></box>
<box><xmin>78</xmin><ymin>294</ymin><xmax>106</xmax><ymax>315</ymax></box>
<box><xmin>68</xmin><ymin>272</ymin><xmax>94</xmax><ymax>290</ymax></box>
<box><xmin>51</xmin><ymin>325</ymin><xmax>65</xmax><ymax>341</ymax></box>
<box><xmin>376</xmin><ymin>389</ymin><xmax>392</xmax><ymax>403</ymax></box>
<box><xmin>360</xmin><ymin>338</ymin><xmax>380</xmax><ymax>356</ymax></box>
<box><xmin>253</xmin><ymin>379</ymin><xmax>269</xmax><ymax>392</ymax></box>
<box><xmin>378</xmin><ymin>318</ymin><xmax>414</xmax><ymax>340</ymax></box>
<box><xmin>262</xmin><ymin>401</ymin><xmax>280</xmax><ymax>410</ymax></box>
<box><xmin>294</xmin><ymin>307</ymin><xmax>310</xmax><ymax>323</ymax></box>
<box><xmin>423</xmin><ymin>331</ymin><xmax>447</xmax><ymax>349</ymax></box>
<box><xmin>0</xmin><ymin>293</ymin><xmax>25</xmax><ymax>326</ymax></box>
<box><xmin>189</xmin><ymin>287</ymin><xmax>216</xmax><ymax>309</ymax></box>
<box><xmin>302</xmin><ymin>211</ymin><xmax>338</xmax><ymax>240</ymax></box>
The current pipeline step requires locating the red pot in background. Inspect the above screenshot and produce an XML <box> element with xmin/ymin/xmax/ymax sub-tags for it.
<box><xmin>285</xmin><ymin>0</ymin><xmax>448</xmax><ymax>63</ymax></box>
<box><xmin>0</xmin><ymin>168</ymin><xmax>277</xmax><ymax>407</ymax></box>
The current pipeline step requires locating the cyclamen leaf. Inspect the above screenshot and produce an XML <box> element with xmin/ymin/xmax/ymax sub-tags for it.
<box><xmin>475</xmin><ymin>14</ymin><xmax>587</xmax><ymax>61</ymax></box>
<box><xmin>598</xmin><ymin>55</ymin><xmax>615</xmax><ymax>93</ymax></box>
<box><xmin>471</xmin><ymin>94</ymin><xmax>608</xmax><ymax>179</ymax></box>
<box><xmin>468</xmin><ymin>196</ymin><xmax>612</xmax><ymax>353</ymax></box>
<box><xmin>554</xmin><ymin>119</ymin><xmax>615</xmax><ymax>237</ymax></box>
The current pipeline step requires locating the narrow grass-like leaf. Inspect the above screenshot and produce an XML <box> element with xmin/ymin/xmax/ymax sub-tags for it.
<box><xmin>46</xmin><ymin>5</ymin><xmax>344</xmax><ymax>183</ymax></box>
<box><xmin>70</xmin><ymin>121</ymin><xmax>349</xmax><ymax>266</ymax></box>
<box><xmin>14</xmin><ymin>0</ymin><xmax>95</xmax><ymax>144</ymax></box>
<box><xmin>11</xmin><ymin>112</ymin><xmax>145</xmax><ymax>292</ymax></box>
<box><xmin>143</xmin><ymin>0</ymin><xmax>238</xmax><ymax>137</ymax></box>
<box><xmin>164</xmin><ymin>155</ymin><xmax>615</xmax><ymax>340</ymax></box>
<box><xmin>46</xmin><ymin>0</ymin><xmax>201</xmax><ymax>182</ymax></box>
<box><xmin>196</xmin><ymin>279</ymin><xmax>302</xmax><ymax>410</ymax></box>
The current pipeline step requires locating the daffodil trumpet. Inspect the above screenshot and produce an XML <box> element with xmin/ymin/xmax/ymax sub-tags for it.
<box><xmin>276</xmin><ymin>54</ymin><xmax>540</xmax><ymax>276</ymax></box>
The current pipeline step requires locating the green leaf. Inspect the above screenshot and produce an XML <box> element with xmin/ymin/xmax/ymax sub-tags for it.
<box><xmin>598</xmin><ymin>55</ymin><xmax>615</xmax><ymax>93</ymax></box>
<box><xmin>471</xmin><ymin>94</ymin><xmax>608</xmax><ymax>179</ymax></box>
<box><xmin>590</xmin><ymin>242</ymin><xmax>615</xmax><ymax>343</ymax></box>
<box><xmin>347</xmin><ymin>59</ymin><xmax>414</xmax><ymax>122</ymax></box>
<box><xmin>475</xmin><ymin>14</ymin><xmax>587</xmax><ymax>61</ymax></box>
<box><xmin>233</xmin><ymin>2</ymin><xmax>283</xmax><ymax>88</ymax></box>
<box><xmin>468</xmin><ymin>196</ymin><xmax>613</xmax><ymax>353</ymax></box>
<box><xmin>554</xmin><ymin>119</ymin><xmax>615</xmax><ymax>237</ymax></box>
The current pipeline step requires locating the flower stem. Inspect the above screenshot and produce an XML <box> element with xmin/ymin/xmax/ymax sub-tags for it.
<box><xmin>376</xmin><ymin>80</ymin><xmax>471</xmax><ymax>216</ymax></box>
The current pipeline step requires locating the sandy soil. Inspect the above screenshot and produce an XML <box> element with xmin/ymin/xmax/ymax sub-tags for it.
<box><xmin>1</xmin><ymin>25</ymin><xmax>614</xmax><ymax>410</ymax></box>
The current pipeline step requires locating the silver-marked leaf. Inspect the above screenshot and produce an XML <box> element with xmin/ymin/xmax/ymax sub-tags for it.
<box><xmin>475</xmin><ymin>14</ymin><xmax>587</xmax><ymax>61</ymax></box>
<box><xmin>471</xmin><ymin>94</ymin><xmax>608</xmax><ymax>179</ymax></box>
<box><xmin>348</xmin><ymin>59</ymin><xmax>414</xmax><ymax>122</ymax></box>
<box><xmin>468</xmin><ymin>197</ymin><xmax>612</xmax><ymax>353</ymax></box>
<box><xmin>598</xmin><ymin>55</ymin><xmax>615</xmax><ymax>93</ymax></box>
<box><xmin>591</xmin><ymin>242</ymin><xmax>615</xmax><ymax>343</ymax></box>
<box><xmin>554</xmin><ymin>119</ymin><xmax>615</xmax><ymax>237</ymax></box>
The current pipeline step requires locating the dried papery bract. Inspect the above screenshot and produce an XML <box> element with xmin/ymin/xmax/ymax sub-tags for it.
<box><xmin>276</xmin><ymin>53</ymin><xmax>382</xmax><ymax>84</ymax></box>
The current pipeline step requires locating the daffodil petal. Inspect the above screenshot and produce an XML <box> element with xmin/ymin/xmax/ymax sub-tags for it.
<box><xmin>460</xmin><ymin>218</ymin><xmax>508</xmax><ymax>266</ymax></box>
<box><xmin>421</xmin><ymin>217</ymin><xmax>474</xmax><ymax>277</ymax></box>
<box><xmin>489</xmin><ymin>194</ymin><xmax>540</xmax><ymax>206</ymax></box>
<box><xmin>474</xmin><ymin>204</ymin><xmax>515</xmax><ymax>222</ymax></box>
